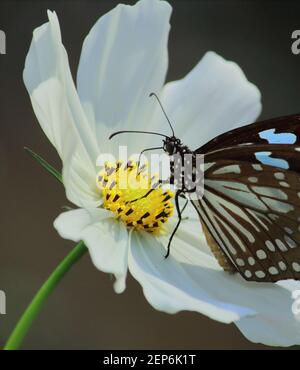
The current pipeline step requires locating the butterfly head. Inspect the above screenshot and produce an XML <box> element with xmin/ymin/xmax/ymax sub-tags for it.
<box><xmin>163</xmin><ymin>136</ymin><xmax>182</xmax><ymax>155</ymax></box>
<box><xmin>109</xmin><ymin>93</ymin><xmax>185</xmax><ymax>156</ymax></box>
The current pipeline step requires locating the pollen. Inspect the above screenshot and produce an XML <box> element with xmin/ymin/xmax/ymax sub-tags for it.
<box><xmin>97</xmin><ymin>161</ymin><xmax>174</xmax><ymax>234</ymax></box>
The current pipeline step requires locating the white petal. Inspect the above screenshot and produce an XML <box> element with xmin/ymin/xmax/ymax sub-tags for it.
<box><xmin>62</xmin><ymin>148</ymin><xmax>102</xmax><ymax>208</ymax></box>
<box><xmin>149</xmin><ymin>51</ymin><xmax>262</xmax><ymax>150</ymax></box>
<box><xmin>170</xmin><ymin>225</ymin><xmax>300</xmax><ymax>347</ymax></box>
<box><xmin>128</xmin><ymin>231</ymin><xmax>254</xmax><ymax>323</ymax></box>
<box><xmin>164</xmin><ymin>203</ymin><xmax>215</xmax><ymax>260</ymax></box>
<box><xmin>77</xmin><ymin>0</ymin><xmax>172</xmax><ymax>155</ymax></box>
<box><xmin>236</xmin><ymin>279</ymin><xmax>300</xmax><ymax>346</ymax></box>
<box><xmin>54</xmin><ymin>208</ymin><xmax>128</xmax><ymax>293</ymax></box>
<box><xmin>24</xmin><ymin>10</ymin><xmax>98</xmax><ymax>163</ymax></box>
<box><xmin>23</xmin><ymin>11</ymin><xmax>99</xmax><ymax>207</ymax></box>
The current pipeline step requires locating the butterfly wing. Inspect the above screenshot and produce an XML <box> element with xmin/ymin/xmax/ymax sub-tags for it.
<box><xmin>196</xmin><ymin>113</ymin><xmax>300</xmax><ymax>154</ymax></box>
<box><xmin>206</xmin><ymin>143</ymin><xmax>300</xmax><ymax>172</ymax></box>
<box><xmin>191</xmin><ymin>157</ymin><xmax>300</xmax><ymax>282</ymax></box>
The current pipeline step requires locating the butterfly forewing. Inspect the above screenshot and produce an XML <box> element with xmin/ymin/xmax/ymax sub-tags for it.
<box><xmin>192</xmin><ymin>159</ymin><xmax>300</xmax><ymax>282</ymax></box>
<box><xmin>197</xmin><ymin>113</ymin><xmax>300</xmax><ymax>154</ymax></box>
<box><xmin>205</xmin><ymin>144</ymin><xmax>300</xmax><ymax>173</ymax></box>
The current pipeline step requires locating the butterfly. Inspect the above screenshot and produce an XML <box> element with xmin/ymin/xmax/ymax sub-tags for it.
<box><xmin>110</xmin><ymin>93</ymin><xmax>300</xmax><ymax>283</ymax></box>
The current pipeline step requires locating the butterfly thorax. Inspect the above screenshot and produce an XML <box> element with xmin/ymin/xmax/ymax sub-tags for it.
<box><xmin>163</xmin><ymin>136</ymin><xmax>200</xmax><ymax>194</ymax></box>
<box><xmin>163</xmin><ymin>136</ymin><xmax>190</xmax><ymax>155</ymax></box>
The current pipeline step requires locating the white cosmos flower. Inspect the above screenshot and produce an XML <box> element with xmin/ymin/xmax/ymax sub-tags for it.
<box><xmin>24</xmin><ymin>0</ymin><xmax>300</xmax><ymax>347</ymax></box>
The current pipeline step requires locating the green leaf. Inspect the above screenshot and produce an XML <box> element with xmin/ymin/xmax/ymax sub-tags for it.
<box><xmin>24</xmin><ymin>147</ymin><xmax>62</xmax><ymax>183</ymax></box>
<box><xmin>61</xmin><ymin>205</ymin><xmax>74</xmax><ymax>211</ymax></box>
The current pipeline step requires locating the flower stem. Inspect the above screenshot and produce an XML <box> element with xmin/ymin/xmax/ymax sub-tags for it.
<box><xmin>4</xmin><ymin>241</ymin><xmax>87</xmax><ymax>350</ymax></box>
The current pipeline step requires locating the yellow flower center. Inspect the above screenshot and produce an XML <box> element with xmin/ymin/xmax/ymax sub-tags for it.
<box><xmin>97</xmin><ymin>161</ymin><xmax>174</xmax><ymax>234</ymax></box>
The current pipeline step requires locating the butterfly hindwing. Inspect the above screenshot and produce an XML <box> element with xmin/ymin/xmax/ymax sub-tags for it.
<box><xmin>191</xmin><ymin>159</ymin><xmax>300</xmax><ymax>282</ymax></box>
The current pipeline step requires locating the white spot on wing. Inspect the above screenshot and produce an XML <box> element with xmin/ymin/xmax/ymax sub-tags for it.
<box><xmin>284</xmin><ymin>235</ymin><xmax>297</xmax><ymax>248</ymax></box>
<box><xmin>284</xmin><ymin>227</ymin><xmax>293</xmax><ymax>235</ymax></box>
<box><xmin>269</xmin><ymin>266</ymin><xmax>279</xmax><ymax>275</ymax></box>
<box><xmin>236</xmin><ymin>258</ymin><xmax>245</xmax><ymax>266</ymax></box>
<box><xmin>204</xmin><ymin>162</ymin><xmax>216</xmax><ymax>171</ymax></box>
<box><xmin>255</xmin><ymin>270</ymin><xmax>266</xmax><ymax>278</ymax></box>
<box><xmin>275</xmin><ymin>239</ymin><xmax>288</xmax><ymax>252</ymax></box>
<box><xmin>256</xmin><ymin>249</ymin><xmax>267</xmax><ymax>260</ymax></box>
<box><xmin>274</xmin><ymin>172</ymin><xmax>285</xmax><ymax>180</ymax></box>
<box><xmin>252</xmin><ymin>186</ymin><xmax>287</xmax><ymax>200</ymax></box>
<box><xmin>248</xmin><ymin>177</ymin><xmax>258</xmax><ymax>183</ymax></box>
<box><xmin>279</xmin><ymin>181</ymin><xmax>290</xmax><ymax>188</ymax></box>
<box><xmin>262</xmin><ymin>198</ymin><xmax>294</xmax><ymax>214</ymax></box>
<box><xmin>292</xmin><ymin>262</ymin><xmax>300</xmax><ymax>272</ymax></box>
<box><xmin>248</xmin><ymin>257</ymin><xmax>255</xmax><ymax>266</ymax></box>
<box><xmin>213</xmin><ymin>165</ymin><xmax>241</xmax><ymax>175</ymax></box>
<box><xmin>278</xmin><ymin>261</ymin><xmax>287</xmax><ymax>271</ymax></box>
<box><xmin>265</xmin><ymin>240</ymin><xmax>276</xmax><ymax>252</ymax></box>
<box><xmin>245</xmin><ymin>270</ymin><xmax>252</xmax><ymax>278</ymax></box>
<box><xmin>252</xmin><ymin>164</ymin><xmax>263</xmax><ymax>171</ymax></box>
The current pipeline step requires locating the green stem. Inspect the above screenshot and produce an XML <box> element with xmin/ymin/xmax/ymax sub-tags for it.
<box><xmin>4</xmin><ymin>241</ymin><xmax>87</xmax><ymax>350</ymax></box>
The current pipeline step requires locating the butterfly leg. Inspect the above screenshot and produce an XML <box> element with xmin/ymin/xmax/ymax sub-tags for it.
<box><xmin>136</xmin><ymin>146</ymin><xmax>163</xmax><ymax>173</ymax></box>
<box><xmin>165</xmin><ymin>191</ymin><xmax>188</xmax><ymax>258</ymax></box>
<box><xmin>129</xmin><ymin>177</ymin><xmax>172</xmax><ymax>204</ymax></box>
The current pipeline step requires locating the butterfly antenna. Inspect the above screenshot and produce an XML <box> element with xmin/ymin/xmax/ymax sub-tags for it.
<box><xmin>109</xmin><ymin>130</ymin><xmax>168</xmax><ymax>140</ymax></box>
<box><xmin>149</xmin><ymin>92</ymin><xmax>175</xmax><ymax>136</ymax></box>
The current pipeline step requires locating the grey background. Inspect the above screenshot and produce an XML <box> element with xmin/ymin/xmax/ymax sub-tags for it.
<box><xmin>1</xmin><ymin>0</ymin><xmax>300</xmax><ymax>349</ymax></box>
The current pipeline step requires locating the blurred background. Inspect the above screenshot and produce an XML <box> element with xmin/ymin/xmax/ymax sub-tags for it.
<box><xmin>1</xmin><ymin>0</ymin><xmax>300</xmax><ymax>349</ymax></box>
